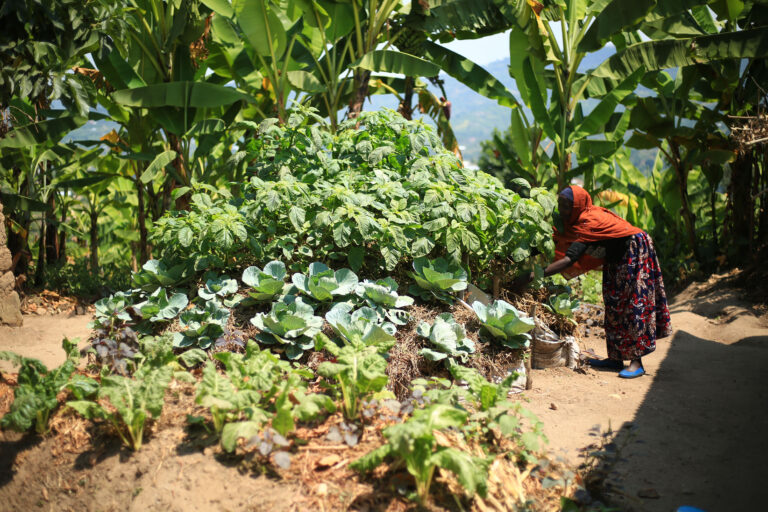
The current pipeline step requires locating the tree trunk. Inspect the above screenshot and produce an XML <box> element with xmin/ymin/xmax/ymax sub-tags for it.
<box><xmin>89</xmin><ymin>209</ymin><xmax>99</xmax><ymax>274</ymax></box>
<box><xmin>728</xmin><ymin>152</ymin><xmax>754</xmax><ymax>261</ymax></box>
<box><xmin>398</xmin><ymin>77</ymin><xmax>414</xmax><ymax>120</ymax></box>
<box><xmin>168</xmin><ymin>134</ymin><xmax>190</xmax><ymax>211</ymax></box>
<box><xmin>58</xmin><ymin>202</ymin><xmax>68</xmax><ymax>263</ymax></box>
<box><xmin>33</xmin><ymin>219</ymin><xmax>45</xmax><ymax>286</ymax></box>
<box><xmin>347</xmin><ymin>69</ymin><xmax>372</xmax><ymax>120</ymax></box>
<box><xmin>137</xmin><ymin>179</ymin><xmax>149</xmax><ymax>264</ymax></box>
<box><xmin>711</xmin><ymin>187</ymin><xmax>718</xmax><ymax>251</ymax></box>
<box><xmin>669</xmin><ymin>142</ymin><xmax>698</xmax><ymax>258</ymax></box>
<box><xmin>44</xmin><ymin>195</ymin><xmax>59</xmax><ymax>265</ymax></box>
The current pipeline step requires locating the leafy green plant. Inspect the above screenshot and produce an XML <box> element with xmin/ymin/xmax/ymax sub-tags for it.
<box><xmin>355</xmin><ymin>278</ymin><xmax>414</xmax><ymax>309</ymax></box>
<box><xmin>198</xmin><ymin>273</ymin><xmax>238</xmax><ymax>301</ymax></box>
<box><xmin>409</xmin><ymin>257</ymin><xmax>468</xmax><ymax>303</ymax></box>
<box><xmin>416</xmin><ymin>313</ymin><xmax>475</xmax><ymax>362</ymax></box>
<box><xmin>148</xmin><ymin>109</ymin><xmax>555</xmax><ymax>282</ymax></box>
<box><xmin>448</xmin><ymin>363</ymin><xmax>545</xmax><ymax>456</ymax></box>
<box><xmin>291</xmin><ymin>262</ymin><xmax>358</xmax><ymax>302</ymax></box>
<box><xmin>242</xmin><ymin>261</ymin><xmax>288</xmax><ymax>301</ymax></box>
<box><xmin>68</xmin><ymin>365</ymin><xmax>172</xmax><ymax>451</ymax></box>
<box><xmin>151</xmin><ymin>191</ymin><xmax>253</xmax><ymax>272</ymax></box>
<box><xmin>90</xmin><ymin>290</ymin><xmax>136</xmax><ymax>330</ymax></box>
<box><xmin>137</xmin><ymin>288</ymin><xmax>189</xmax><ymax>323</ymax></box>
<box><xmin>0</xmin><ymin>339</ymin><xmax>79</xmax><ymax>435</ymax></box>
<box><xmin>350</xmin><ymin>403</ymin><xmax>489</xmax><ymax>503</ymax></box>
<box><xmin>250</xmin><ymin>297</ymin><xmax>323</xmax><ymax>360</ymax></box>
<box><xmin>546</xmin><ymin>292</ymin><xmax>580</xmax><ymax>323</ymax></box>
<box><xmin>315</xmin><ymin>334</ymin><xmax>390</xmax><ymax>421</ymax></box>
<box><xmin>353</xmin><ymin>277</ymin><xmax>413</xmax><ymax>326</ymax></box>
<box><xmin>174</xmin><ymin>300</ymin><xmax>230</xmax><ymax>349</ymax></box>
<box><xmin>324</xmin><ymin>303</ymin><xmax>397</xmax><ymax>349</ymax></box>
<box><xmin>194</xmin><ymin>361</ymin><xmax>267</xmax><ymax>437</ymax></box>
<box><xmin>471</xmin><ymin>300</ymin><xmax>535</xmax><ymax>349</ymax></box>
<box><xmin>194</xmin><ymin>342</ymin><xmax>334</xmax><ymax>452</ymax></box>
<box><xmin>132</xmin><ymin>259</ymin><xmax>191</xmax><ymax>292</ymax></box>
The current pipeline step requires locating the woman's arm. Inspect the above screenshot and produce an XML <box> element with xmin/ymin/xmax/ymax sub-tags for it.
<box><xmin>512</xmin><ymin>256</ymin><xmax>574</xmax><ymax>290</ymax></box>
<box><xmin>542</xmin><ymin>256</ymin><xmax>573</xmax><ymax>277</ymax></box>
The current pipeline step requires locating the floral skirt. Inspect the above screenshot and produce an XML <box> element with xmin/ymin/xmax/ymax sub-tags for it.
<box><xmin>602</xmin><ymin>232</ymin><xmax>672</xmax><ymax>361</ymax></box>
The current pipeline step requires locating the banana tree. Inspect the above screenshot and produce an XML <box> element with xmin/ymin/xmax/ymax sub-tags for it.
<box><xmin>93</xmin><ymin>0</ymin><xmax>254</xmax><ymax>211</ymax></box>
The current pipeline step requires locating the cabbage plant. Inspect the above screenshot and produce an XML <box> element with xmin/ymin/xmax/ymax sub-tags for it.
<box><xmin>546</xmin><ymin>292</ymin><xmax>579</xmax><ymax>322</ymax></box>
<box><xmin>472</xmin><ymin>300</ymin><xmax>535</xmax><ymax>349</ymax></box>
<box><xmin>174</xmin><ymin>300</ymin><xmax>230</xmax><ymax>349</ymax></box>
<box><xmin>417</xmin><ymin>313</ymin><xmax>475</xmax><ymax>362</ymax></box>
<box><xmin>408</xmin><ymin>257</ymin><xmax>467</xmax><ymax>303</ymax></box>
<box><xmin>355</xmin><ymin>278</ymin><xmax>414</xmax><ymax>308</ymax></box>
<box><xmin>250</xmin><ymin>298</ymin><xmax>323</xmax><ymax>359</ymax></box>
<box><xmin>292</xmin><ymin>262</ymin><xmax>358</xmax><ymax>302</ymax></box>
<box><xmin>242</xmin><ymin>261</ymin><xmax>288</xmax><ymax>301</ymax></box>
<box><xmin>325</xmin><ymin>303</ymin><xmax>396</xmax><ymax>350</ymax></box>
<box><xmin>132</xmin><ymin>259</ymin><xmax>190</xmax><ymax>291</ymax></box>
<box><xmin>198</xmin><ymin>273</ymin><xmax>238</xmax><ymax>301</ymax></box>
<box><xmin>137</xmin><ymin>288</ymin><xmax>189</xmax><ymax>322</ymax></box>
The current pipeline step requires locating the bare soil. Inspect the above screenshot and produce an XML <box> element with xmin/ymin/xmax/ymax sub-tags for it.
<box><xmin>0</xmin><ymin>313</ymin><xmax>92</xmax><ymax>372</ymax></box>
<box><xmin>518</xmin><ymin>269</ymin><xmax>768</xmax><ymax>511</ymax></box>
<box><xmin>1</xmin><ymin>270</ymin><xmax>766</xmax><ymax>511</ymax></box>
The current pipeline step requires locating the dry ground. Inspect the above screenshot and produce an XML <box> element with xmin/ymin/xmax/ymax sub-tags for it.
<box><xmin>1</xmin><ymin>270</ymin><xmax>766</xmax><ymax>511</ymax></box>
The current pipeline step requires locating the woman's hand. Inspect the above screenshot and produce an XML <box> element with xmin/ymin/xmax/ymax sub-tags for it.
<box><xmin>510</xmin><ymin>271</ymin><xmax>534</xmax><ymax>292</ymax></box>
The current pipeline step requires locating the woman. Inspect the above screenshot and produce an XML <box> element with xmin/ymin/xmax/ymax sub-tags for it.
<box><xmin>519</xmin><ymin>185</ymin><xmax>672</xmax><ymax>378</ymax></box>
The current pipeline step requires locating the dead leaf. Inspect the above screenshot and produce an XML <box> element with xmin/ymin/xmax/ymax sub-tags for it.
<box><xmin>316</xmin><ymin>454</ymin><xmax>341</xmax><ymax>469</ymax></box>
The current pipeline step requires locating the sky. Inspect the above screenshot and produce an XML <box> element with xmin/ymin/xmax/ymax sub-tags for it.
<box><xmin>441</xmin><ymin>30</ymin><xmax>512</xmax><ymax>65</ymax></box>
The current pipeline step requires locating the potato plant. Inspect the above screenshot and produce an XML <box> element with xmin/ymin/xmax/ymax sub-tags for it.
<box><xmin>149</xmin><ymin>109</ymin><xmax>556</xmax><ymax>282</ymax></box>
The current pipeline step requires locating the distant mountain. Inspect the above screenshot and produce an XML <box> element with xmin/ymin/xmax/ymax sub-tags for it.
<box><xmin>368</xmin><ymin>46</ymin><xmax>617</xmax><ymax>164</ymax></box>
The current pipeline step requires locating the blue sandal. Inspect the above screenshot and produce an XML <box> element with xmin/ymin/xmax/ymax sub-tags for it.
<box><xmin>619</xmin><ymin>367</ymin><xmax>645</xmax><ymax>379</ymax></box>
<box><xmin>588</xmin><ymin>358</ymin><xmax>624</xmax><ymax>370</ymax></box>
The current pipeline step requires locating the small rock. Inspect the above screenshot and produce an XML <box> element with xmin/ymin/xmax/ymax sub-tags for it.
<box><xmin>549</xmin><ymin>403</ymin><xmax>558</xmax><ymax>410</ymax></box>
<box><xmin>316</xmin><ymin>483</ymin><xmax>328</xmax><ymax>497</ymax></box>
<box><xmin>637</xmin><ymin>488</ymin><xmax>660</xmax><ymax>499</ymax></box>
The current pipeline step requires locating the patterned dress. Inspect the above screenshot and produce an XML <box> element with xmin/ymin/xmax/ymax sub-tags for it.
<box><xmin>602</xmin><ymin>232</ymin><xmax>672</xmax><ymax>360</ymax></box>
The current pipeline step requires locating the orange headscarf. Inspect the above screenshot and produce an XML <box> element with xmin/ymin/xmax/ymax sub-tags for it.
<box><xmin>554</xmin><ymin>185</ymin><xmax>642</xmax><ymax>278</ymax></box>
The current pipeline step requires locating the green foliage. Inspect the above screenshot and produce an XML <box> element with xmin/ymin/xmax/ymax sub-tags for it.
<box><xmin>471</xmin><ymin>300</ymin><xmax>535</xmax><ymax>349</ymax></box>
<box><xmin>150</xmin><ymin>109</ymin><xmax>555</xmax><ymax>278</ymax></box>
<box><xmin>137</xmin><ymin>288</ymin><xmax>189</xmax><ymax>323</ymax></box>
<box><xmin>197</xmin><ymin>273</ymin><xmax>238</xmax><ymax>301</ymax></box>
<box><xmin>546</xmin><ymin>292</ymin><xmax>580</xmax><ymax>320</ymax></box>
<box><xmin>174</xmin><ymin>300</ymin><xmax>230</xmax><ymax>349</ymax></box>
<box><xmin>195</xmin><ymin>342</ymin><xmax>334</xmax><ymax>451</ymax></box>
<box><xmin>324</xmin><ymin>303</ymin><xmax>398</xmax><ymax>349</ymax></box>
<box><xmin>448</xmin><ymin>363</ymin><xmax>546</xmax><ymax>456</ymax></box>
<box><xmin>151</xmin><ymin>191</ymin><xmax>253</xmax><ymax>272</ymax></box>
<box><xmin>408</xmin><ymin>257</ymin><xmax>468</xmax><ymax>303</ymax></box>
<box><xmin>242</xmin><ymin>261</ymin><xmax>288</xmax><ymax>301</ymax></box>
<box><xmin>315</xmin><ymin>333</ymin><xmax>390</xmax><ymax>421</ymax></box>
<box><xmin>132</xmin><ymin>259</ymin><xmax>192</xmax><ymax>292</ymax></box>
<box><xmin>0</xmin><ymin>340</ymin><xmax>78</xmax><ymax>435</ymax></box>
<box><xmin>355</xmin><ymin>277</ymin><xmax>414</xmax><ymax>309</ymax></box>
<box><xmin>68</xmin><ymin>364</ymin><xmax>172</xmax><ymax>451</ymax></box>
<box><xmin>90</xmin><ymin>290</ymin><xmax>135</xmax><ymax>329</ymax></box>
<box><xmin>291</xmin><ymin>262</ymin><xmax>359</xmax><ymax>302</ymax></box>
<box><xmin>417</xmin><ymin>313</ymin><xmax>475</xmax><ymax>362</ymax></box>
<box><xmin>250</xmin><ymin>297</ymin><xmax>323</xmax><ymax>359</ymax></box>
<box><xmin>350</xmin><ymin>403</ymin><xmax>489</xmax><ymax>503</ymax></box>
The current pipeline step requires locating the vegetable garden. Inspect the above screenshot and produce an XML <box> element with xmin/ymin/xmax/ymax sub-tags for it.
<box><xmin>1</xmin><ymin>0</ymin><xmax>767</xmax><ymax>510</ymax></box>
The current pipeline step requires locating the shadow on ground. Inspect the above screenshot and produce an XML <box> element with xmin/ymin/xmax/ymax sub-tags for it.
<box><xmin>584</xmin><ymin>329</ymin><xmax>768</xmax><ymax>511</ymax></box>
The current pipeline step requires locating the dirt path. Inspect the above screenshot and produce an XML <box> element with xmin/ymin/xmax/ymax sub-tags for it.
<box><xmin>0</xmin><ymin>313</ymin><xmax>92</xmax><ymax>372</ymax></box>
<box><xmin>519</xmin><ymin>273</ymin><xmax>768</xmax><ymax>511</ymax></box>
